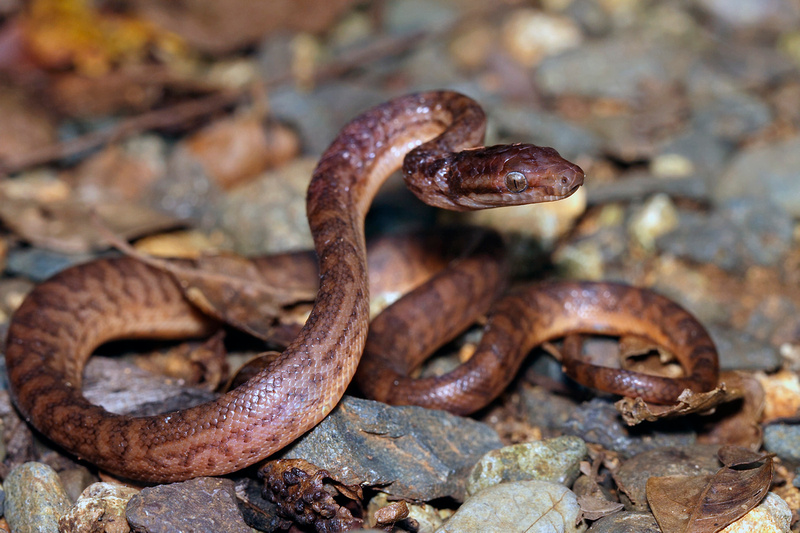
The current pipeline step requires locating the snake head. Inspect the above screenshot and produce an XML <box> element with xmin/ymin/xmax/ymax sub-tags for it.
<box><xmin>448</xmin><ymin>143</ymin><xmax>584</xmax><ymax>210</ymax></box>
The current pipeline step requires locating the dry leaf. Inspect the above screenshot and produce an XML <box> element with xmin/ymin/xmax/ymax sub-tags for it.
<box><xmin>577</xmin><ymin>494</ymin><xmax>624</xmax><ymax>521</ymax></box>
<box><xmin>101</xmin><ymin>230</ymin><xmax>315</xmax><ymax>340</ymax></box>
<box><xmin>646</xmin><ymin>447</ymin><xmax>773</xmax><ymax>533</ymax></box>
<box><xmin>135</xmin><ymin>330</ymin><xmax>229</xmax><ymax>391</ymax></box>
<box><xmin>698</xmin><ymin>371</ymin><xmax>765</xmax><ymax>450</ymax></box>
<box><xmin>0</xmin><ymin>196</ymin><xmax>178</xmax><ymax>253</ymax></box>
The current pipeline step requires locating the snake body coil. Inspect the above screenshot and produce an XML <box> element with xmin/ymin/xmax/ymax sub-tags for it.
<box><xmin>4</xmin><ymin>91</ymin><xmax>585</xmax><ymax>481</ymax></box>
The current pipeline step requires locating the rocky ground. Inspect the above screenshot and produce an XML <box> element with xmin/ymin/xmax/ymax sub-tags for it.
<box><xmin>0</xmin><ymin>0</ymin><xmax>799</xmax><ymax>532</ymax></box>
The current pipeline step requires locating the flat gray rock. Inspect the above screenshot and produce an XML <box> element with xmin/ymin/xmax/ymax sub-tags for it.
<box><xmin>281</xmin><ymin>396</ymin><xmax>503</xmax><ymax>501</ymax></box>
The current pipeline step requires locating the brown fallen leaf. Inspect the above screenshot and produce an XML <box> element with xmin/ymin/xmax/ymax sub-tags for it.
<box><xmin>0</xmin><ymin>196</ymin><xmax>179</xmax><ymax>254</ymax></box>
<box><xmin>135</xmin><ymin>330</ymin><xmax>229</xmax><ymax>391</ymax></box>
<box><xmin>97</xmin><ymin>225</ymin><xmax>316</xmax><ymax>340</ymax></box>
<box><xmin>646</xmin><ymin>446</ymin><xmax>773</xmax><ymax>533</ymax></box>
<box><xmin>576</xmin><ymin>494</ymin><xmax>624</xmax><ymax>521</ymax></box>
<box><xmin>698</xmin><ymin>371</ymin><xmax>765</xmax><ymax>450</ymax></box>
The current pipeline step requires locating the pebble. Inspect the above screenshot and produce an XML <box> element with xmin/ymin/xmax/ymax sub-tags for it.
<box><xmin>656</xmin><ymin>199</ymin><xmax>793</xmax><ymax>270</ymax></box>
<box><xmin>280</xmin><ymin>395</ymin><xmax>502</xmax><ymax>501</ymax></box>
<box><xmin>707</xmin><ymin>324</ymin><xmax>781</xmax><ymax>371</ymax></box>
<box><xmin>458</xmin><ymin>186</ymin><xmax>586</xmax><ymax>249</ymax></box>
<box><xmin>4</xmin><ymin>462</ymin><xmax>71</xmax><ymax>533</ymax></box>
<box><xmin>211</xmin><ymin>157</ymin><xmax>315</xmax><ymax>256</ymax></box>
<box><xmin>536</xmin><ymin>32</ymin><xmax>689</xmax><ymax>100</ymax></box>
<box><xmin>627</xmin><ymin>193</ymin><xmax>679</xmax><ymax>252</ymax></box>
<box><xmin>58</xmin><ymin>482</ymin><xmax>139</xmax><ymax>533</ymax></box>
<box><xmin>126</xmin><ymin>477</ymin><xmax>253</xmax><ymax>533</ymax></box>
<box><xmin>691</xmin><ymin>90</ymin><xmax>772</xmax><ymax>141</ymax></box>
<box><xmin>5</xmin><ymin>247</ymin><xmax>97</xmax><ymax>283</ymax></box>
<box><xmin>586</xmin><ymin>511</ymin><xmax>661</xmax><ymax>532</ymax></box>
<box><xmin>720</xmin><ymin>492</ymin><xmax>792</xmax><ymax>533</ymax></box>
<box><xmin>57</xmin><ymin>466</ymin><xmax>98</xmax><ymax>504</ymax></box>
<box><xmin>561</xmin><ymin>399</ymin><xmax>697</xmax><ymax>459</ymax></box>
<box><xmin>694</xmin><ymin>0</ymin><xmax>800</xmax><ymax>32</ymax></box>
<box><xmin>466</xmin><ymin>436</ymin><xmax>587</xmax><ymax>496</ymax></box>
<box><xmin>763</xmin><ymin>424</ymin><xmax>800</xmax><ymax>462</ymax></box>
<box><xmin>490</xmin><ymin>103</ymin><xmax>602</xmax><ymax>160</ymax></box>
<box><xmin>713</xmin><ymin>135</ymin><xmax>800</xmax><ymax>216</ymax></box>
<box><xmin>436</xmin><ymin>481</ymin><xmax>583</xmax><ymax>533</ymax></box>
<box><xmin>500</xmin><ymin>8</ymin><xmax>583</xmax><ymax>67</ymax></box>
<box><xmin>82</xmin><ymin>357</ymin><xmax>216</xmax><ymax>416</ymax></box>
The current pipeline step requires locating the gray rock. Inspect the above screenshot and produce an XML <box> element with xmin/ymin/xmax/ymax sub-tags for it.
<box><xmin>211</xmin><ymin>158</ymin><xmax>314</xmax><ymax>256</ymax></box>
<box><xmin>613</xmin><ymin>445</ymin><xmax>721</xmax><ymax>511</ymax></box>
<box><xmin>466</xmin><ymin>436</ymin><xmax>587</xmax><ymax>496</ymax></box>
<box><xmin>126</xmin><ymin>477</ymin><xmax>252</xmax><ymax>533</ymax></box>
<box><xmin>436</xmin><ymin>481</ymin><xmax>583</xmax><ymax>533</ymax></box>
<box><xmin>691</xmin><ymin>91</ymin><xmax>772</xmax><ymax>141</ymax></box>
<box><xmin>586</xmin><ymin>511</ymin><xmax>660</xmax><ymax>532</ymax></box>
<box><xmin>763</xmin><ymin>424</ymin><xmax>800</xmax><ymax>462</ymax></box>
<box><xmin>561</xmin><ymin>399</ymin><xmax>697</xmax><ymax>458</ymax></box>
<box><xmin>656</xmin><ymin>129</ymin><xmax>731</xmax><ymax>183</ymax></box>
<box><xmin>490</xmin><ymin>103</ymin><xmax>601</xmax><ymax>160</ymax></box>
<box><xmin>4</xmin><ymin>462</ymin><xmax>71</xmax><ymax>533</ymax></box>
<box><xmin>281</xmin><ymin>396</ymin><xmax>502</xmax><ymax>501</ymax></box>
<box><xmin>82</xmin><ymin>357</ymin><xmax>216</xmax><ymax>417</ymax></box>
<box><xmin>536</xmin><ymin>32</ymin><xmax>690</xmax><ymax>100</ymax></box>
<box><xmin>693</xmin><ymin>0</ymin><xmax>800</xmax><ymax>32</ymax></box>
<box><xmin>713</xmin><ymin>135</ymin><xmax>800</xmax><ymax>216</ymax></box>
<box><xmin>656</xmin><ymin>200</ymin><xmax>793</xmax><ymax>270</ymax></box>
<box><xmin>707</xmin><ymin>324</ymin><xmax>781</xmax><ymax>371</ymax></box>
<box><xmin>58</xmin><ymin>482</ymin><xmax>139</xmax><ymax>533</ymax></box>
<box><xmin>5</xmin><ymin>248</ymin><xmax>96</xmax><ymax>282</ymax></box>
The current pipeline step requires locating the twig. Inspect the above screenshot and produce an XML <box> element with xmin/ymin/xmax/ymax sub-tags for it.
<box><xmin>0</xmin><ymin>28</ymin><xmax>429</xmax><ymax>176</ymax></box>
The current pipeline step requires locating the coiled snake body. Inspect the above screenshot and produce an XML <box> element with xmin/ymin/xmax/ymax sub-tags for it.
<box><xmin>4</xmin><ymin>91</ymin><xmax>717</xmax><ymax>482</ymax></box>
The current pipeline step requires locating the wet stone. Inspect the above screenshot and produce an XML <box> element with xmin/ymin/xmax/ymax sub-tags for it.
<box><xmin>586</xmin><ymin>511</ymin><xmax>660</xmax><ymax>532</ymax></box>
<box><xmin>490</xmin><ymin>103</ymin><xmax>602</xmax><ymax>160</ymax></box>
<box><xmin>4</xmin><ymin>462</ymin><xmax>71</xmax><ymax>533</ymax></box>
<box><xmin>280</xmin><ymin>396</ymin><xmax>502</xmax><ymax>501</ymax></box>
<box><xmin>5</xmin><ymin>248</ymin><xmax>97</xmax><ymax>283</ymax></box>
<box><xmin>536</xmin><ymin>32</ymin><xmax>690</xmax><ymax>100</ymax></box>
<box><xmin>82</xmin><ymin>357</ymin><xmax>216</xmax><ymax>416</ymax></box>
<box><xmin>713</xmin><ymin>135</ymin><xmax>800</xmax><ymax>217</ymax></box>
<box><xmin>466</xmin><ymin>436</ymin><xmax>587</xmax><ymax>496</ymax></box>
<box><xmin>691</xmin><ymin>91</ymin><xmax>772</xmax><ymax>141</ymax></box>
<box><xmin>656</xmin><ymin>199</ymin><xmax>793</xmax><ymax>271</ymax></box>
<box><xmin>126</xmin><ymin>477</ymin><xmax>252</xmax><ymax>533</ymax></box>
<box><xmin>707</xmin><ymin>324</ymin><xmax>781</xmax><ymax>371</ymax></box>
<box><xmin>561</xmin><ymin>399</ymin><xmax>697</xmax><ymax>458</ymax></box>
<box><xmin>763</xmin><ymin>424</ymin><xmax>800</xmax><ymax>462</ymax></box>
<box><xmin>437</xmin><ymin>481</ymin><xmax>583</xmax><ymax>533</ymax></box>
<box><xmin>58</xmin><ymin>482</ymin><xmax>139</xmax><ymax>533</ymax></box>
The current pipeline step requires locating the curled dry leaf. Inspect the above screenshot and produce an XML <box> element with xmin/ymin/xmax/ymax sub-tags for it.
<box><xmin>135</xmin><ymin>330</ymin><xmax>229</xmax><ymax>391</ymax></box>
<box><xmin>373</xmin><ymin>500</ymin><xmax>410</xmax><ymax>529</ymax></box>
<box><xmin>259</xmin><ymin>458</ymin><xmax>363</xmax><ymax>533</ymax></box>
<box><xmin>646</xmin><ymin>446</ymin><xmax>773</xmax><ymax>533</ymax></box>
<box><xmin>576</xmin><ymin>494</ymin><xmax>624</xmax><ymax>521</ymax></box>
<box><xmin>698</xmin><ymin>371</ymin><xmax>765</xmax><ymax>450</ymax></box>
<box><xmin>0</xmin><ymin>196</ymin><xmax>178</xmax><ymax>254</ymax></box>
<box><xmin>103</xmin><ymin>230</ymin><xmax>316</xmax><ymax>340</ymax></box>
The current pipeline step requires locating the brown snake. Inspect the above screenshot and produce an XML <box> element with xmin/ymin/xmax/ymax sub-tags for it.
<box><xmin>4</xmin><ymin>91</ymin><xmax>717</xmax><ymax>482</ymax></box>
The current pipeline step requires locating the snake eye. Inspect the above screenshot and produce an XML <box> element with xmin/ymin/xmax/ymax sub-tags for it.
<box><xmin>560</xmin><ymin>176</ymin><xmax>569</xmax><ymax>186</ymax></box>
<box><xmin>505</xmin><ymin>171</ymin><xmax>527</xmax><ymax>193</ymax></box>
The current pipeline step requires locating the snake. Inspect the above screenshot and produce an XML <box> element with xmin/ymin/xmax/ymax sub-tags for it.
<box><xmin>4</xmin><ymin>91</ymin><xmax>587</xmax><ymax>481</ymax></box>
<box><xmin>4</xmin><ymin>91</ymin><xmax>719</xmax><ymax>482</ymax></box>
